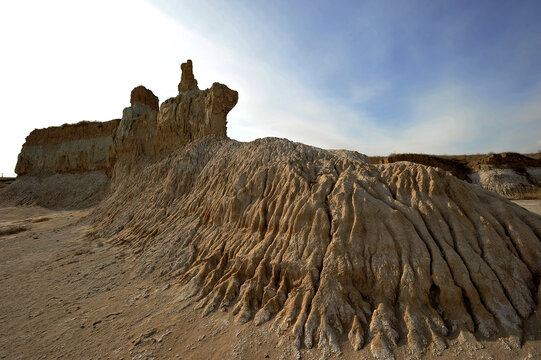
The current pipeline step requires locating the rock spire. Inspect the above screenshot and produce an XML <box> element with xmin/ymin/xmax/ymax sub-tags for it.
<box><xmin>178</xmin><ymin>59</ymin><xmax>199</xmax><ymax>93</ymax></box>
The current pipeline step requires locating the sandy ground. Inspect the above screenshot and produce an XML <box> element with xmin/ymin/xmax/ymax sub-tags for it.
<box><xmin>1</xmin><ymin>204</ymin><xmax>540</xmax><ymax>360</ymax></box>
<box><xmin>513</xmin><ymin>200</ymin><xmax>541</xmax><ymax>217</ymax></box>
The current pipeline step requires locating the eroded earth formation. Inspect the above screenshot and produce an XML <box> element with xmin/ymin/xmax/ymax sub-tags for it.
<box><xmin>2</xmin><ymin>61</ymin><xmax>541</xmax><ymax>359</ymax></box>
<box><xmin>372</xmin><ymin>153</ymin><xmax>541</xmax><ymax>199</ymax></box>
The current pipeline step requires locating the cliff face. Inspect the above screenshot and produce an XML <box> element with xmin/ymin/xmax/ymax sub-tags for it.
<box><xmin>130</xmin><ymin>85</ymin><xmax>159</xmax><ymax>112</ymax></box>
<box><xmin>14</xmin><ymin>59</ymin><xmax>238</xmax><ymax>176</ymax></box>
<box><xmin>14</xmin><ymin>85</ymin><xmax>164</xmax><ymax>176</ymax></box>
<box><xmin>469</xmin><ymin>168</ymin><xmax>541</xmax><ymax>198</ymax></box>
<box><xmin>5</xmin><ymin>60</ymin><xmax>238</xmax><ymax>208</ymax></box>
<box><xmin>8</xmin><ymin>119</ymin><xmax>119</xmax><ymax>208</ymax></box>
<box><xmin>15</xmin><ymin>120</ymin><xmax>119</xmax><ymax>176</ymax></box>
<box><xmin>469</xmin><ymin>153</ymin><xmax>541</xmax><ymax>198</ymax></box>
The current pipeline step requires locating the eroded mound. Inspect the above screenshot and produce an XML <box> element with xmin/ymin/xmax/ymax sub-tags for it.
<box><xmin>371</xmin><ymin>152</ymin><xmax>541</xmax><ymax>199</ymax></box>
<box><xmin>89</xmin><ymin>136</ymin><xmax>541</xmax><ymax>358</ymax></box>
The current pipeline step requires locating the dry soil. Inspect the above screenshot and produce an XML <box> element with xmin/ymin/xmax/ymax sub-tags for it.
<box><xmin>1</xmin><ymin>202</ymin><xmax>540</xmax><ymax>359</ymax></box>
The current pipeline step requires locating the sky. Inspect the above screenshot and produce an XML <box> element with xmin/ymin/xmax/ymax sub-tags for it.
<box><xmin>1</xmin><ymin>0</ymin><xmax>541</xmax><ymax>177</ymax></box>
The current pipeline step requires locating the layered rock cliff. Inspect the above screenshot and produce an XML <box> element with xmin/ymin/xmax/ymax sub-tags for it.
<box><xmin>7</xmin><ymin>119</ymin><xmax>120</xmax><ymax>208</ymax></box>
<box><xmin>469</xmin><ymin>153</ymin><xmax>541</xmax><ymax>198</ymax></box>
<box><xmin>4</xmin><ymin>60</ymin><xmax>237</xmax><ymax>208</ymax></box>
<box><xmin>15</xmin><ymin>119</ymin><xmax>119</xmax><ymax>176</ymax></box>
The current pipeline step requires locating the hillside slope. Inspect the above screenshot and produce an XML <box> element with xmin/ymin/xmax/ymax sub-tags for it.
<box><xmin>88</xmin><ymin>133</ymin><xmax>541</xmax><ymax>358</ymax></box>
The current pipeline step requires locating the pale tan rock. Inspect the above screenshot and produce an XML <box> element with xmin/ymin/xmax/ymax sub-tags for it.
<box><xmin>113</xmin><ymin>85</ymin><xmax>163</xmax><ymax>160</ymax></box>
<box><xmin>469</xmin><ymin>168</ymin><xmax>540</xmax><ymax>198</ymax></box>
<box><xmin>7</xmin><ymin>61</ymin><xmax>237</xmax><ymax>210</ymax></box>
<box><xmin>371</xmin><ymin>152</ymin><xmax>541</xmax><ymax>199</ymax></box>
<box><xmin>156</xmin><ymin>82</ymin><xmax>237</xmax><ymax>152</ymax></box>
<box><xmin>468</xmin><ymin>153</ymin><xmax>541</xmax><ymax>199</ymax></box>
<box><xmin>114</xmin><ymin>112</ymin><xmax>158</xmax><ymax>159</ymax></box>
<box><xmin>8</xmin><ymin>119</ymin><xmax>119</xmax><ymax>209</ymax></box>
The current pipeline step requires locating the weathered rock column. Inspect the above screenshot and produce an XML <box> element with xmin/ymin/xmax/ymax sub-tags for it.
<box><xmin>157</xmin><ymin>60</ymin><xmax>238</xmax><ymax>150</ymax></box>
<box><xmin>178</xmin><ymin>59</ymin><xmax>199</xmax><ymax>92</ymax></box>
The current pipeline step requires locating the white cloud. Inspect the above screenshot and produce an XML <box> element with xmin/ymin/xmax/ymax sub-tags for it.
<box><xmin>377</xmin><ymin>83</ymin><xmax>541</xmax><ymax>155</ymax></box>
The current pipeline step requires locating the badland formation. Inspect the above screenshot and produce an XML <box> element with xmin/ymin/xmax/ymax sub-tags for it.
<box><xmin>1</xmin><ymin>60</ymin><xmax>540</xmax><ymax>359</ymax></box>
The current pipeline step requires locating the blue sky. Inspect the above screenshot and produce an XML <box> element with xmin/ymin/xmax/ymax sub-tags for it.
<box><xmin>1</xmin><ymin>0</ymin><xmax>540</xmax><ymax>175</ymax></box>
<box><xmin>153</xmin><ymin>0</ymin><xmax>541</xmax><ymax>154</ymax></box>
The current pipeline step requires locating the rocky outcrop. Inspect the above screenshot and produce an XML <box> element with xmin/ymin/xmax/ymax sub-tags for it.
<box><xmin>115</xmin><ymin>86</ymin><xmax>160</xmax><ymax>158</ymax></box>
<box><xmin>156</xmin><ymin>81</ymin><xmax>237</xmax><ymax>152</ymax></box>
<box><xmin>130</xmin><ymin>85</ymin><xmax>159</xmax><ymax>111</ymax></box>
<box><xmin>115</xmin><ymin>59</ymin><xmax>238</xmax><ymax>158</ymax></box>
<box><xmin>162</xmin><ymin>59</ymin><xmax>237</xmax><ymax>151</ymax></box>
<box><xmin>373</xmin><ymin>153</ymin><xmax>471</xmax><ymax>181</ymax></box>
<box><xmin>14</xmin><ymin>61</ymin><xmax>237</xmax><ymax>175</ymax></box>
<box><xmin>87</xmin><ymin>62</ymin><xmax>541</xmax><ymax>358</ymax></box>
<box><xmin>8</xmin><ymin>120</ymin><xmax>119</xmax><ymax>208</ymax></box>
<box><xmin>468</xmin><ymin>153</ymin><xmax>541</xmax><ymax>198</ymax></box>
<box><xmin>5</xmin><ymin>61</ymin><xmax>238</xmax><ymax>208</ymax></box>
<box><xmin>469</xmin><ymin>167</ymin><xmax>541</xmax><ymax>198</ymax></box>
<box><xmin>473</xmin><ymin>152</ymin><xmax>541</xmax><ymax>168</ymax></box>
<box><xmin>15</xmin><ymin>120</ymin><xmax>120</xmax><ymax>175</ymax></box>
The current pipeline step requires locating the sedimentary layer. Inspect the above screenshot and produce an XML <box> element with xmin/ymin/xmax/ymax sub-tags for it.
<box><xmin>6</xmin><ymin>119</ymin><xmax>120</xmax><ymax>208</ymax></box>
<box><xmin>15</xmin><ymin>119</ymin><xmax>120</xmax><ymax>175</ymax></box>
<box><xmin>114</xmin><ymin>61</ymin><xmax>237</xmax><ymax>160</ymax></box>
<box><xmin>6</xmin><ymin>61</ymin><xmax>237</xmax><ymax>208</ymax></box>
